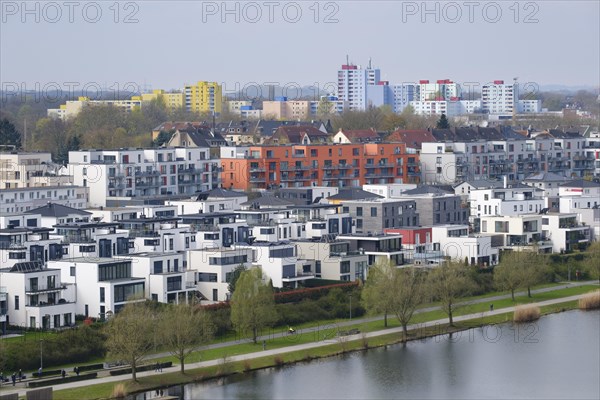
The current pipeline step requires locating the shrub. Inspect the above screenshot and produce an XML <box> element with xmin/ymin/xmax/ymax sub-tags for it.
<box><xmin>242</xmin><ymin>360</ymin><xmax>252</xmax><ymax>372</ymax></box>
<box><xmin>578</xmin><ymin>290</ymin><xmax>600</xmax><ymax>310</ymax></box>
<box><xmin>112</xmin><ymin>383</ymin><xmax>127</xmax><ymax>399</ymax></box>
<box><xmin>273</xmin><ymin>356</ymin><xmax>284</xmax><ymax>367</ymax></box>
<box><xmin>27</xmin><ymin>373</ymin><xmax>97</xmax><ymax>388</ymax></box>
<box><xmin>513</xmin><ymin>304</ymin><xmax>541</xmax><ymax>323</ymax></box>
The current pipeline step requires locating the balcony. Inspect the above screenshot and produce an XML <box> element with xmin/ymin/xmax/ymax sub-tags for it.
<box><xmin>129</xmin><ymin>230</ymin><xmax>159</xmax><ymax>238</ymax></box>
<box><xmin>26</xmin><ymin>284</ymin><xmax>67</xmax><ymax>294</ymax></box>
<box><xmin>61</xmin><ymin>236</ymin><xmax>95</xmax><ymax>244</ymax></box>
<box><xmin>249</xmin><ymin>167</ymin><xmax>266</xmax><ymax>173</ymax></box>
<box><xmin>136</xmin><ymin>181</ymin><xmax>160</xmax><ymax>188</ymax></box>
<box><xmin>282</xmin><ymin>272</ymin><xmax>315</xmax><ymax>282</ymax></box>
<box><xmin>135</xmin><ymin>170</ymin><xmax>161</xmax><ymax>177</ymax></box>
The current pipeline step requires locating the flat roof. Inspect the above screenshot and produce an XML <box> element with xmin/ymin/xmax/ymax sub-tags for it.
<box><xmin>58</xmin><ymin>257</ymin><xmax>132</xmax><ymax>263</ymax></box>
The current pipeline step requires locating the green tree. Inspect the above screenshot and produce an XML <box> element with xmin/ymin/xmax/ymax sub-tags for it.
<box><xmin>152</xmin><ymin>131</ymin><xmax>172</xmax><ymax>147</ymax></box>
<box><xmin>228</xmin><ymin>264</ymin><xmax>247</xmax><ymax>295</ymax></box>
<box><xmin>362</xmin><ymin>257</ymin><xmax>396</xmax><ymax>327</ymax></box>
<box><xmin>520</xmin><ymin>251</ymin><xmax>550</xmax><ymax>297</ymax></box>
<box><xmin>436</xmin><ymin>113</ymin><xmax>450</xmax><ymax>129</ymax></box>
<box><xmin>159</xmin><ymin>302</ymin><xmax>214</xmax><ymax>373</ymax></box>
<box><xmin>494</xmin><ymin>251</ymin><xmax>525</xmax><ymax>301</ymax></box>
<box><xmin>583</xmin><ymin>241</ymin><xmax>600</xmax><ymax>280</ymax></box>
<box><xmin>0</xmin><ymin>118</ymin><xmax>21</xmax><ymax>148</ymax></box>
<box><xmin>105</xmin><ymin>301</ymin><xmax>156</xmax><ymax>381</ymax></box>
<box><xmin>316</xmin><ymin>97</ymin><xmax>334</xmax><ymax>120</ymax></box>
<box><xmin>391</xmin><ymin>268</ymin><xmax>424</xmax><ymax>340</ymax></box>
<box><xmin>427</xmin><ymin>261</ymin><xmax>477</xmax><ymax>326</ymax></box>
<box><xmin>230</xmin><ymin>268</ymin><xmax>278</xmax><ymax>343</ymax></box>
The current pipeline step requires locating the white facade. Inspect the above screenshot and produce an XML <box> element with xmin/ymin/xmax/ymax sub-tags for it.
<box><xmin>0</xmin><ymin>263</ymin><xmax>76</xmax><ymax>328</ymax></box>
<box><xmin>363</xmin><ymin>184</ymin><xmax>418</xmax><ymax>198</ymax></box>
<box><xmin>295</xmin><ymin>240</ymin><xmax>368</xmax><ymax>281</ymax></box>
<box><xmin>541</xmin><ymin>213</ymin><xmax>591</xmax><ymax>253</ymax></box>
<box><xmin>50</xmin><ymin>257</ymin><xmax>145</xmax><ymax>318</ymax></box>
<box><xmin>0</xmin><ymin>152</ymin><xmax>71</xmax><ymax>189</ymax></box>
<box><xmin>187</xmin><ymin>247</ymin><xmax>253</xmax><ymax>301</ymax></box>
<box><xmin>337</xmin><ymin>63</ymin><xmax>381</xmax><ymax>111</ymax></box>
<box><xmin>482</xmin><ymin>81</ymin><xmax>516</xmax><ymax>115</ymax></box>
<box><xmin>469</xmin><ymin>185</ymin><xmax>545</xmax><ymax>221</ymax></box>
<box><xmin>518</xmin><ymin>100</ymin><xmax>542</xmax><ymax>113</ymax></box>
<box><xmin>479</xmin><ymin>215</ymin><xmax>552</xmax><ymax>252</ymax></box>
<box><xmin>68</xmin><ymin>147</ymin><xmax>217</xmax><ymax>207</ymax></box>
<box><xmin>431</xmin><ymin>225</ymin><xmax>499</xmax><ymax>266</ymax></box>
<box><xmin>0</xmin><ymin>186</ymin><xmax>88</xmax><ymax>215</ymax></box>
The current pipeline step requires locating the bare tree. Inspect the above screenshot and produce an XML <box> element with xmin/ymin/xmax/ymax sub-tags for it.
<box><xmin>361</xmin><ymin>257</ymin><xmax>396</xmax><ymax>327</ymax></box>
<box><xmin>105</xmin><ymin>301</ymin><xmax>156</xmax><ymax>381</ymax></box>
<box><xmin>427</xmin><ymin>261</ymin><xmax>477</xmax><ymax>326</ymax></box>
<box><xmin>159</xmin><ymin>302</ymin><xmax>214</xmax><ymax>373</ymax></box>
<box><xmin>391</xmin><ymin>268</ymin><xmax>425</xmax><ymax>340</ymax></box>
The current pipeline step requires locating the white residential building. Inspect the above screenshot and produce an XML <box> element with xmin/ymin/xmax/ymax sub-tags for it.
<box><xmin>431</xmin><ymin>225</ymin><xmax>499</xmax><ymax>266</ymax></box>
<box><xmin>68</xmin><ymin>147</ymin><xmax>217</xmax><ymax>207</ymax></box>
<box><xmin>0</xmin><ymin>152</ymin><xmax>71</xmax><ymax>189</ymax></box>
<box><xmin>0</xmin><ymin>261</ymin><xmax>77</xmax><ymax>328</ymax></box>
<box><xmin>468</xmin><ymin>183</ymin><xmax>545</xmax><ymax>222</ymax></box>
<box><xmin>129</xmin><ymin>252</ymin><xmax>197</xmax><ymax>304</ymax></box>
<box><xmin>479</xmin><ymin>214</ymin><xmax>552</xmax><ymax>252</ymax></box>
<box><xmin>187</xmin><ymin>247</ymin><xmax>254</xmax><ymax>301</ymax></box>
<box><xmin>541</xmin><ymin>213</ymin><xmax>591</xmax><ymax>253</ymax></box>
<box><xmin>166</xmin><ymin>188</ymin><xmax>248</xmax><ymax>215</ymax></box>
<box><xmin>481</xmin><ymin>81</ymin><xmax>516</xmax><ymax>115</ymax></box>
<box><xmin>295</xmin><ymin>239</ymin><xmax>368</xmax><ymax>281</ymax></box>
<box><xmin>50</xmin><ymin>257</ymin><xmax>146</xmax><ymax>317</ymax></box>
<box><xmin>0</xmin><ymin>185</ymin><xmax>88</xmax><ymax>215</ymax></box>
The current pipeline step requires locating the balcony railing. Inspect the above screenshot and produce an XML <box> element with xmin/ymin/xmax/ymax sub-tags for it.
<box><xmin>61</xmin><ymin>236</ymin><xmax>95</xmax><ymax>244</ymax></box>
<box><xmin>129</xmin><ymin>230</ymin><xmax>160</xmax><ymax>238</ymax></box>
<box><xmin>26</xmin><ymin>284</ymin><xmax>67</xmax><ymax>293</ymax></box>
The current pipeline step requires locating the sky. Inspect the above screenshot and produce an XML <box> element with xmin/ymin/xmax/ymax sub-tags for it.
<box><xmin>1</xmin><ymin>0</ymin><xmax>599</xmax><ymax>97</ymax></box>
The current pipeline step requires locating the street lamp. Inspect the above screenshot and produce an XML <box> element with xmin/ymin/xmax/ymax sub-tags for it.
<box><xmin>40</xmin><ymin>339</ymin><xmax>44</xmax><ymax>371</ymax></box>
<box><xmin>349</xmin><ymin>293</ymin><xmax>352</xmax><ymax>320</ymax></box>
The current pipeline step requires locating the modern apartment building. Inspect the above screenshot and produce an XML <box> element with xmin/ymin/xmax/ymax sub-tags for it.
<box><xmin>68</xmin><ymin>147</ymin><xmax>218</xmax><ymax>207</ymax></box>
<box><xmin>0</xmin><ymin>152</ymin><xmax>71</xmax><ymax>189</ymax></box>
<box><xmin>336</xmin><ymin>62</ymin><xmax>383</xmax><ymax>111</ymax></box>
<box><xmin>295</xmin><ymin>239</ymin><xmax>369</xmax><ymax>282</ymax></box>
<box><xmin>481</xmin><ymin>80</ymin><xmax>516</xmax><ymax>115</ymax></box>
<box><xmin>220</xmin><ymin>143</ymin><xmax>420</xmax><ymax>190</ymax></box>
<box><xmin>0</xmin><ymin>185</ymin><xmax>88</xmax><ymax>215</ymax></box>
<box><xmin>184</xmin><ymin>81</ymin><xmax>222</xmax><ymax>114</ymax></box>
<box><xmin>340</xmin><ymin>198</ymin><xmax>419</xmax><ymax>234</ymax></box>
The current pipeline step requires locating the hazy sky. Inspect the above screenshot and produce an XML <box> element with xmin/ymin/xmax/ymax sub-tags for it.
<box><xmin>1</xmin><ymin>0</ymin><xmax>599</xmax><ymax>96</ymax></box>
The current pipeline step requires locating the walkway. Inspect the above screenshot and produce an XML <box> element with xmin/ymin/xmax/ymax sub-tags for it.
<box><xmin>0</xmin><ymin>288</ymin><xmax>594</xmax><ymax>398</ymax></box>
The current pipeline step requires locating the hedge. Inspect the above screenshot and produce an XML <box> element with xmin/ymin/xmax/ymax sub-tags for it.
<box><xmin>27</xmin><ymin>372</ymin><xmax>97</xmax><ymax>388</ymax></box>
<box><xmin>109</xmin><ymin>362</ymin><xmax>172</xmax><ymax>376</ymax></box>
<box><xmin>32</xmin><ymin>369</ymin><xmax>62</xmax><ymax>378</ymax></box>
<box><xmin>72</xmin><ymin>363</ymin><xmax>104</xmax><ymax>373</ymax></box>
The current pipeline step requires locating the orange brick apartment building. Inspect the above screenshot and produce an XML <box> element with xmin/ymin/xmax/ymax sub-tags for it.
<box><xmin>220</xmin><ymin>143</ymin><xmax>420</xmax><ymax>190</ymax></box>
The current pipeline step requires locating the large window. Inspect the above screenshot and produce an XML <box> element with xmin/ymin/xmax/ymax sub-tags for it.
<box><xmin>114</xmin><ymin>282</ymin><xmax>144</xmax><ymax>303</ymax></box>
<box><xmin>340</xmin><ymin>261</ymin><xmax>351</xmax><ymax>274</ymax></box>
<box><xmin>209</xmin><ymin>255</ymin><xmax>248</xmax><ymax>265</ymax></box>
<box><xmin>269</xmin><ymin>247</ymin><xmax>294</xmax><ymax>258</ymax></box>
<box><xmin>198</xmin><ymin>273</ymin><xmax>218</xmax><ymax>282</ymax></box>
<box><xmin>99</xmin><ymin>262</ymin><xmax>131</xmax><ymax>281</ymax></box>
<box><xmin>167</xmin><ymin>276</ymin><xmax>182</xmax><ymax>291</ymax></box>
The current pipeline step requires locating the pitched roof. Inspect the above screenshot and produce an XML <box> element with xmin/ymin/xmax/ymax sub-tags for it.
<box><xmin>327</xmin><ymin>189</ymin><xmax>383</xmax><ymax>201</ymax></box>
<box><xmin>154</xmin><ymin>121</ymin><xmax>210</xmax><ymax>132</ymax></box>
<box><xmin>455</xmin><ymin>180</ymin><xmax>504</xmax><ymax>189</ymax></box>
<box><xmin>268</xmin><ymin>125</ymin><xmax>330</xmax><ymax>144</ymax></box>
<box><xmin>25</xmin><ymin>203</ymin><xmax>92</xmax><ymax>218</ymax></box>
<box><xmin>386</xmin><ymin>129</ymin><xmax>436</xmax><ymax>148</ymax></box>
<box><xmin>339</xmin><ymin>128</ymin><xmax>380</xmax><ymax>143</ymax></box>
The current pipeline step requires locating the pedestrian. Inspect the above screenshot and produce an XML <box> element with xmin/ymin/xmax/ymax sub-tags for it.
<box><xmin>74</xmin><ymin>366</ymin><xmax>79</xmax><ymax>376</ymax></box>
<box><xmin>263</xmin><ymin>340</ymin><xmax>266</xmax><ymax>351</ymax></box>
<box><xmin>490</xmin><ymin>304</ymin><xmax>494</xmax><ymax>311</ymax></box>
<box><xmin>159</xmin><ymin>363</ymin><xmax>162</xmax><ymax>373</ymax></box>
<box><xmin>11</xmin><ymin>372</ymin><xmax>16</xmax><ymax>386</ymax></box>
<box><xmin>38</xmin><ymin>367</ymin><xmax>42</xmax><ymax>378</ymax></box>
<box><xmin>61</xmin><ymin>369</ymin><xmax>66</xmax><ymax>379</ymax></box>
<box><xmin>18</xmin><ymin>369</ymin><xmax>22</xmax><ymax>382</ymax></box>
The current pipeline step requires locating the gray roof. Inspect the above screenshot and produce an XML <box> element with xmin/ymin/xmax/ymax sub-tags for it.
<box><xmin>25</xmin><ymin>203</ymin><xmax>92</xmax><ymax>218</ymax></box>
<box><xmin>455</xmin><ymin>180</ymin><xmax>504</xmax><ymax>189</ymax></box>
<box><xmin>560</xmin><ymin>179</ymin><xmax>600</xmax><ymax>188</ymax></box>
<box><xmin>327</xmin><ymin>189</ymin><xmax>383</xmax><ymax>201</ymax></box>
<box><xmin>524</xmin><ymin>172</ymin><xmax>570</xmax><ymax>182</ymax></box>
<box><xmin>402</xmin><ymin>185</ymin><xmax>454</xmax><ymax>196</ymax></box>
<box><xmin>240</xmin><ymin>196</ymin><xmax>294</xmax><ymax>207</ymax></box>
<box><xmin>195</xmin><ymin>188</ymin><xmax>247</xmax><ymax>200</ymax></box>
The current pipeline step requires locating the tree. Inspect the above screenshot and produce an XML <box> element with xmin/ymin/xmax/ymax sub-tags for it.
<box><xmin>152</xmin><ymin>131</ymin><xmax>172</xmax><ymax>148</ymax></box>
<box><xmin>520</xmin><ymin>251</ymin><xmax>549</xmax><ymax>297</ymax></box>
<box><xmin>391</xmin><ymin>268</ymin><xmax>425</xmax><ymax>340</ymax></box>
<box><xmin>362</xmin><ymin>257</ymin><xmax>396</xmax><ymax>327</ymax></box>
<box><xmin>582</xmin><ymin>241</ymin><xmax>600</xmax><ymax>280</ymax></box>
<box><xmin>436</xmin><ymin>113</ymin><xmax>450</xmax><ymax>129</ymax></box>
<box><xmin>494</xmin><ymin>251</ymin><xmax>525</xmax><ymax>301</ymax></box>
<box><xmin>230</xmin><ymin>268</ymin><xmax>278</xmax><ymax>343</ymax></box>
<box><xmin>159</xmin><ymin>302</ymin><xmax>214</xmax><ymax>373</ymax></box>
<box><xmin>426</xmin><ymin>261</ymin><xmax>477</xmax><ymax>326</ymax></box>
<box><xmin>316</xmin><ymin>97</ymin><xmax>334</xmax><ymax>120</ymax></box>
<box><xmin>228</xmin><ymin>264</ymin><xmax>247</xmax><ymax>295</ymax></box>
<box><xmin>105</xmin><ymin>301</ymin><xmax>156</xmax><ymax>381</ymax></box>
<box><xmin>0</xmin><ymin>118</ymin><xmax>21</xmax><ymax>149</ymax></box>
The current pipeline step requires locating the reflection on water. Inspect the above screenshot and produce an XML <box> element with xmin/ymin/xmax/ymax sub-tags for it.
<box><xmin>135</xmin><ymin>310</ymin><xmax>600</xmax><ymax>400</ymax></box>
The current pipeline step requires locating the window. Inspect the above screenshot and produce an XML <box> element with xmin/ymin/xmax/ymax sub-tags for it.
<box><xmin>100</xmin><ymin>287</ymin><xmax>105</xmax><ymax>303</ymax></box>
<box><xmin>340</xmin><ymin>261</ymin><xmax>350</xmax><ymax>274</ymax></box>
<box><xmin>70</xmin><ymin>266</ymin><xmax>75</xmax><ymax>276</ymax></box>
<box><xmin>114</xmin><ymin>282</ymin><xmax>145</xmax><ymax>302</ymax></box>
<box><xmin>371</xmin><ymin>207</ymin><xmax>377</xmax><ymax>217</ymax></box>
<box><xmin>356</xmin><ymin>207</ymin><xmax>363</xmax><ymax>217</ymax></box>
<box><xmin>167</xmin><ymin>276</ymin><xmax>182</xmax><ymax>291</ymax></box>
<box><xmin>14</xmin><ymin>295</ymin><xmax>19</xmax><ymax>310</ymax></box>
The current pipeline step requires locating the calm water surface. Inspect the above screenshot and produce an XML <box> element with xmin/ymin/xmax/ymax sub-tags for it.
<box><xmin>144</xmin><ymin>310</ymin><xmax>600</xmax><ymax>400</ymax></box>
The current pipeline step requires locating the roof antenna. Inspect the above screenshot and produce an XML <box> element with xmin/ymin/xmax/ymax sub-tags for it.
<box><xmin>346</xmin><ymin>54</ymin><xmax>349</xmax><ymax>66</ymax></box>
<box><xmin>368</xmin><ymin>57</ymin><xmax>372</xmax><ymax>69</ymax></box>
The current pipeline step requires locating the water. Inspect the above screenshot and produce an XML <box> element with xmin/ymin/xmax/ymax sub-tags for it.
<box><xmin>144</xmin><ymin>310</ymin><xmax>600</xmax><ymax>399</ymax></box>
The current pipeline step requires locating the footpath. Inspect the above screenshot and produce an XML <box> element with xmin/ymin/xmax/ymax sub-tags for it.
<box><xmin>0</xmin><ymin>281</ymin><xmax>596</xmax><ymax>398</ymax></box>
